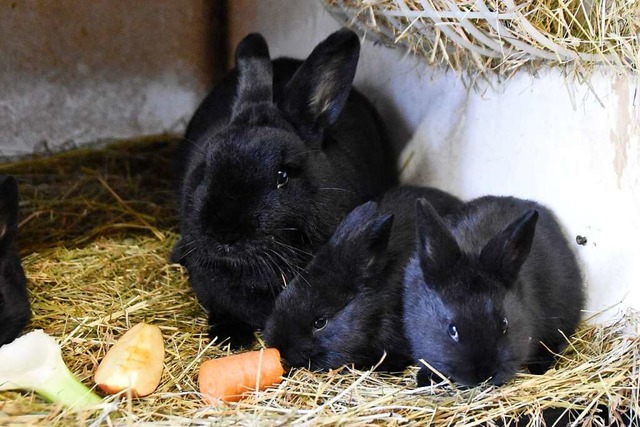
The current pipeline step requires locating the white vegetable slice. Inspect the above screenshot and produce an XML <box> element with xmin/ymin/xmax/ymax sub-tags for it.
<box><xmin>0</xmin><ymin>330</ymin><xmax>101</xmax><ymax>408</ymax></box>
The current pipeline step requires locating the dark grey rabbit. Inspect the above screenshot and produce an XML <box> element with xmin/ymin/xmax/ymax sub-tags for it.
<box><xmin>172</xmin><ymin>29</ymin><xmax>397</xmax><ymax>348</ymax></box>
<box><xmin>404</xmin><ymin>196</ymin><xmax>584</xmax><ymax>387</ymax></box>
<box><xmin>0</xmin><ymin>176</ymin><xmax>31</xmax><ymax>346</ymax></box>
<box><xmin>264</xmin><ymin>186</ymin><xmax>463</xmax><ymax>371</ymax></box>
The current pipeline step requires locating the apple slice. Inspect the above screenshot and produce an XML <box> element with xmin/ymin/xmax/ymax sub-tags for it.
<box><xmin>94</xmin><ymin>322</ymin><xmax>164</xmax><ymax>397</ymax></box>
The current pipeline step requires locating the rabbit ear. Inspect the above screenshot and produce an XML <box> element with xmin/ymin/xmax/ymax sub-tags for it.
<box><xmin>0</xmin><ymin>176</ymin><xmax>18</xmax><ymax>249</ymax></box>
<box><xmin>330</xmin><ymin>201</ymin><xmax>394</xmax><ymax>281</ymax></box>
<box><xmin>480</xmin><ymin>210</ymin><xmax>538</xmax><ymax>286</ymax></box>
<box><xmin>415</xmin><ymin>198</ymin><xmax>460</xmax><ymax>287</ymax></box>
<box><xmin>329</xmin><ymin>201</ymin><xmax>378</xmax><ymax>245</ymax></box>
<box><xmin>279</xmin><ymin>28</ymin><xmax>360</xmax><ymax>133</ymax></box>
<box><xmin>232</xmin><ymin>33</ymin><xmax>273</xmax><ymax>115</ymax></box>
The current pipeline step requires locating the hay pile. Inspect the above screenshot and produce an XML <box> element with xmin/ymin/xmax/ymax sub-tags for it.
<box><xmin>323</xmin><ymin>0</ymin><xmax>640</xmax><ymax>78</ymax></box>
<box><xmin>0</xmin><ymin>137</ymin><xmax>638</xmax><ymax>426</ymax></box>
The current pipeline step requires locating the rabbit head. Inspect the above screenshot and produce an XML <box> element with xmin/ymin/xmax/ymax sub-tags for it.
<box><xmin>264</xmin><ymin>201</ymin><xmax>399</xmax><ymax>370</ymax></box>
<box><xmin>404</xmin><ymin>199</ymin><xmax>539</xmax><ymax>387</ymax></box>
<box><xmin>174</xmin><ymin>29</ymin><xmax>365</xmax><ymax>293</ymax></box>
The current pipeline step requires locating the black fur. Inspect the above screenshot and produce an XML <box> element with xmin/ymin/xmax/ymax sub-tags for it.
<box><xmin>404</xmin><ymin>195</ymin><xmax>584</xmax><ymax>387</ymax></box>
<box><xmin>173</xmin><ymin>29</ymin><xmax>397</xmax><ymax>348</ymax></box>
<box><xmin>0</xmin><ymin>176</ymin><xmax>31</xmax><ymax>346</ymax></box>
<box><xmin>264</xmin><ymin>186</ymin><xmax>463</xmax><ymax>371</ymax></box>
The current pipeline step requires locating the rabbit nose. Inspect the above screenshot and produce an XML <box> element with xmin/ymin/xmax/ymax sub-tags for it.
<box><xmin>474</xmin><ymin>366</ymin><xmax>497</xmax><ymax>384</ymax></box>
<box><xmin>281</xmin><ymin>349</ymin><xmax>309</xmax><ymax>368</ymax></box>
<box><xmin>209</xmin><ymin>219</ymin><xmax>256</xmax><ymax>244</ymax></box>
<box><xmin>201</xmin><ymin>198</ymin><xmax>258</xmax><ymax>244</ymax></box>
<box><xmin>215</xmin><ymin>230</ymin><xmax>244</xmax><ymax>245</ymax></box>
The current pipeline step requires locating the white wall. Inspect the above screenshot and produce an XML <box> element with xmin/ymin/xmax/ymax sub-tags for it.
<box><xmin>231</xmin><ymin>0</ymin><xmax>640</xmax><ymax>320</ymax></box>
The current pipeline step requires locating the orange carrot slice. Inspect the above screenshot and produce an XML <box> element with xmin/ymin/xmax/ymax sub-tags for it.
<box><xmin>198</xmin><ymin>348</ymin><xmax>285</xmax><ymax>404</ymax></box>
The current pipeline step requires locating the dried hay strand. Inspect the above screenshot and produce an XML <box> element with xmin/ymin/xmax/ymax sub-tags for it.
<box><xmin>0</xmin><ymin>136</ymin><xmax>179</xmax><ymax>255</ymax></box>
<box><xmin>0</xmin><ymin>137</ymin><xmax>638</xmax><ymax>425</ymax></box>
<box><xmin>323</xmin><ymin>0</ymin><xmax>640</xmax><ymax>79</ymax></box>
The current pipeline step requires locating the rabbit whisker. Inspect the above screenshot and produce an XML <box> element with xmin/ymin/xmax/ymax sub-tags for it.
<box><xmin>272</xmin><ymin>239</ymin><xmax>313</xmax><ymax>257</ymax></box>
<box><xmin>318</xmin><ymin>187</ymin><xmax>356</xmax><ymax>194</ymax></box>
<box><xmin>182</xmin><ymin>136</ymin><xmax>209</xmax><ymax>156</ymax></box>
<box><xmin>265</xmin><ymin>247</ymin><xmax>306</xmax><ymax>277</ymax></box>
<box><xmin>260</xmin><ymin>250</ymin><xmax>289</xmax><ymax>294</ymax></box>
<box><xmin>251</xmin><ymin>251</ymin><xmax>274</xmax><ymax>288</ymax></box>
<box><xmin>180</xmin><ymin>245</ymin><xmax>200</xmax><ymax>260</ymax></box>
<box><xmin>289</xmin><ymin>148</ymin><xmax>321</xmax><ymax>157</ymax></box>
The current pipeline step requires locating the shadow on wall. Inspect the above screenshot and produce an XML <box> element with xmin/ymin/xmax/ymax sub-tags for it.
<box><xmin>356</xmin><ymin>82</ymin><xmax>413</xmax><ymax>158</ymax></box>
<box><xmin>397</xmin><ymin>86</ymin><xmax>472</xmax><ymax>192</ymax></box>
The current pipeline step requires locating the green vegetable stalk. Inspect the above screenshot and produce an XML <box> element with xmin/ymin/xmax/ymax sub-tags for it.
<box><xmin>0</xmin><ymin>330</ymin><xmax>102</xmax><ymax>408</ymax></box>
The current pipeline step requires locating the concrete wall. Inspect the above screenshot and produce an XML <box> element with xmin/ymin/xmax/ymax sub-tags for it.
<box><xmin>0</xmin><ymin>0</ymin><xmax>222</xmax><ymax>157</ymax></box>
<box><xmin>230</xmin><ymin>0</ymin><xmax>640</xmax><ymax>320</ymax></box>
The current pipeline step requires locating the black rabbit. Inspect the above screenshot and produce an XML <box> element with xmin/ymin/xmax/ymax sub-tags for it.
<box><xmin>0</xmin><ymin>176</ymin><xmax>31</xmax><ymax>346</ymax></box>
<box><xmin>264</xmin><ymin>186</ymin><xmax>463</xmax><ymax>371</ymax></box>
<box><xmin>172</xmin><ymin>29</ymin><xmax>397</xmax><ymax>348</ymax></box>
<box><xmin>404</xmin><ymin>196</ymin><xmax>584</xmax><ymax>387</ymax></box>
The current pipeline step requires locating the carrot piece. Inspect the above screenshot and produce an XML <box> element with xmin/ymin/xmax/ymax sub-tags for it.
<box><xmin>198</xmin><ymin>348</ymin><xmax>285</xmax><ymax>404</ymax></box>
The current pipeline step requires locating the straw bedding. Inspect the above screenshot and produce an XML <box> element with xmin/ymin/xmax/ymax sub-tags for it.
<box><xmin>323</xmin><ymin>0</ymin><xmax>640</xmax><ymax>78</ymax></box>
<box><xmin>0</xmin><ymin>137</ymin><xmax>638</xmax><ymax>426</ymax></box>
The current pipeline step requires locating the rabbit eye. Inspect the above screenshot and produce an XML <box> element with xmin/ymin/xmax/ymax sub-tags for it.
<box><xmin>448</xmin><ymin>323</ymin><xmax>459</xmax><ymax>342</ymax></box>
<box><xmin>313</xmin><ymin>317</ymin><xmax>327</xmax><ymax>331</ymax></box>
<box><xmin>276</xmin><ymin>170</ymin><xmax>289</xmax><ymax>189</ymax></box>
<box><xmin>501</xmin><ymin>318</ymin><xmax>509</xmax><ymax>334</ymax></box>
